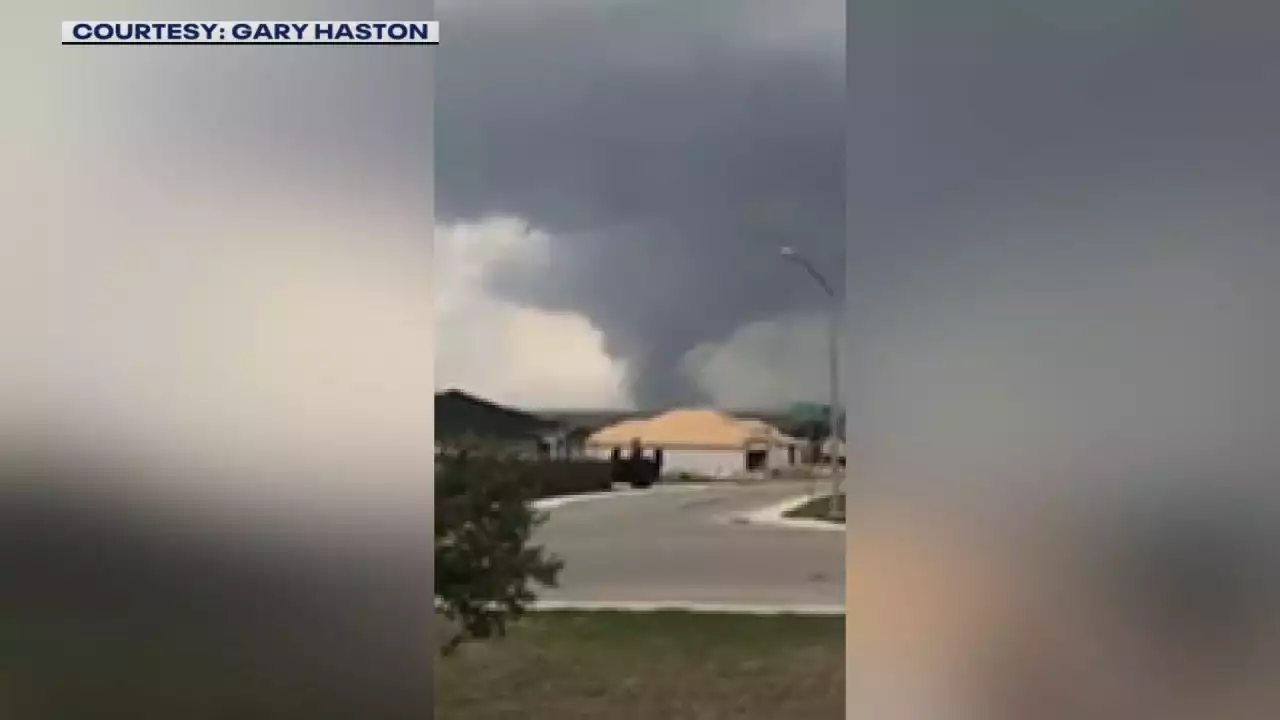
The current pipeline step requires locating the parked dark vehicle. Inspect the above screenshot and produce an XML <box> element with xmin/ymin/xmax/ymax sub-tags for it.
<box><xmin>628</xmin><ymin>456</ymin><xmax>657</xmax><ymax>489</ymax></box>
<box><xmin>609</xmin><ymin>439</ymin><xmax>659</xmax><ymax>489</ymax></box>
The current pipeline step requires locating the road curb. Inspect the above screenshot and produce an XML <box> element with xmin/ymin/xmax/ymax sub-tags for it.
<box><xmin>729</xmin><ymin>495</ymin><xmax>846</xmax><ymax>532</ymax></box>
<box><xmin>531</xmin><ymin>483</ymin><xmax>712</xmax><ymax>511</ymax></box>
<box><xmin>530</xmin><ymin>600</ymin><xmax>845</xmax><ymax>616</ymax></box>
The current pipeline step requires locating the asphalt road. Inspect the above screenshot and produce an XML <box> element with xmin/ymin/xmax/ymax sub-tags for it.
<box><xmin>532</xmin><ymin>483</ymin><xmax>845</xmax><ymax>609</ymax></box>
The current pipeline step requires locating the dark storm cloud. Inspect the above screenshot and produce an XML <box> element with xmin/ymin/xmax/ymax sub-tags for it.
<box><xmin>435</xmin><ymin>1</ymin><xmax>844</xmax><ymax>407</ymax></box>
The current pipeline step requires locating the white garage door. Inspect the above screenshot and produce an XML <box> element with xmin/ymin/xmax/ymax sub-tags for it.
<box><xmin>768</xmin><ymin>445</ymin><xmax>795</xmax><ymax>469</ymax></box>
<box><xmin>660</xmin><ymin>449</ymin><xmax>744</xmax><ymax>478</ymax></box>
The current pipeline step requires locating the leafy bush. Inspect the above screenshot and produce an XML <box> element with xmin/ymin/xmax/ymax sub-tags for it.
<box><xmin>435</xmin><ymin>451</ymin><xmax>564</xmax><ymax>654</ymax></box>
<box><xmin>434</xmin><ymin>451</ymin><xmax>619</xmax><ymax>653</ymax></box>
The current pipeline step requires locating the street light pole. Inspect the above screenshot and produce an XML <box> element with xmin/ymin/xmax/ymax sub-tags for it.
<box><xmin>780</xmin><ymin>247</ymin><xmax>843</xmax><ymax>517</ymax></box>
<box><xmin>826</xmin><ymin>297</ymin><xmax>843</xmax><ymax>515</ymax></box>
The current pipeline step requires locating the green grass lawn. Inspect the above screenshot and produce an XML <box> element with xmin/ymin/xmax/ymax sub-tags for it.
<box><xmin>435</xmin><ymin>611</ymin><xmax>845</xmax><ymax>719</ymax></box>
<box><xmin>783</xmin><ymin>495</ymin><xmax>846</xmax><ymax>523</ymax></box>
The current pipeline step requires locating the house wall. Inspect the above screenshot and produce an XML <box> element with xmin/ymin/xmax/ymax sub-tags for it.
<box><xmin>586</xmin><ymin>445</ymin><xmax>746</xmax><ymax>478</ymax></box>
<box><xmin>659</xmin><ymin>449</ymin><xmax>745</xmax><ymax>477</ymax></box>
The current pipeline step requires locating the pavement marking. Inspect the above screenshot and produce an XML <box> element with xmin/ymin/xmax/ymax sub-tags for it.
<box><xmin>530</xmin><ymin>599</ymin><xmax>845</xmax><ymax>616</ymax></box>
<box><xmin>531</xmin><ymin>483</ymin><xmax>712</xmax><ymax>511</ymax></box>
<box><xmin>729</xmin><ymin>495</ymin><xmax>847</xmax><ymax>532</ymax></box>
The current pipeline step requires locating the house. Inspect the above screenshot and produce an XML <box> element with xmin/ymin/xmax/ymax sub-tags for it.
<box><xmin>434</xmin><ymin>389</ymin><xmax>586</xmax><ymax>459</ymax></box>
<box><xmin>780</xmin><ymin>402</ymin><xmax>846</xmax><ymax>464</ymax></box>
<box><xmin>821</xmin><ymin>437</ymin><xmax>847</xmax><ymax>466</ymax></box>
<box><xmin>584</xmin><ymin>408</ymin><xmax>801</xmax><ymax>478</ymax></box>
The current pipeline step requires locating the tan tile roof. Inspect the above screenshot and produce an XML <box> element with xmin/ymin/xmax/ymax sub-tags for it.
<box><xmin>587</xmin><ymin>409</ymin><xmax>797</xmax><ymax>449</ymax></box>
<box><xmin>585</xmin><ymin>419</ymin><xmax>646</xmax><ymax>446</ymax></box>
<box><xmin>737</xmin><ymin>418</ymin><xmax>802</xmax><ymax>445</ymax></box>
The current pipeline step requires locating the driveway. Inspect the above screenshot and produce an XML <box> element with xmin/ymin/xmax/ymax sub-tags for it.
<box><xmin>532</xmin><ymin>483</ymin><xmax>845</xmax><ymax>610</ymax></box>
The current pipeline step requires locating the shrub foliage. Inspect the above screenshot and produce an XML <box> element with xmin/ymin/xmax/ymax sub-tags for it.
<box><xmin>435</xmin><ymin>451</ymin><xmax>564</xmax><ymax>653</ymax></box>
<box><xmin>434</xmin><ymin>449</ymin><xmax>624</xmax><ymax>654</ymax></box>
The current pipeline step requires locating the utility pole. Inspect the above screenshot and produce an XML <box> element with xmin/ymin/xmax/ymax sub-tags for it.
<box><xmin>780</xmin><ymin>247</ymin><xmax>843</xmax><ymax>518</ymax></box>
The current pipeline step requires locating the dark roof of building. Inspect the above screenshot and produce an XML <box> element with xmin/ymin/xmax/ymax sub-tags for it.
<box><xmin>435</xmin><ymin>389</ymin><xmax>563</xmax><ymax>441</ymax></box>
<box><xmin>535</xmin><ymin>410</ymin><xmax>648</xmax><ymax>430</ymax></box>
